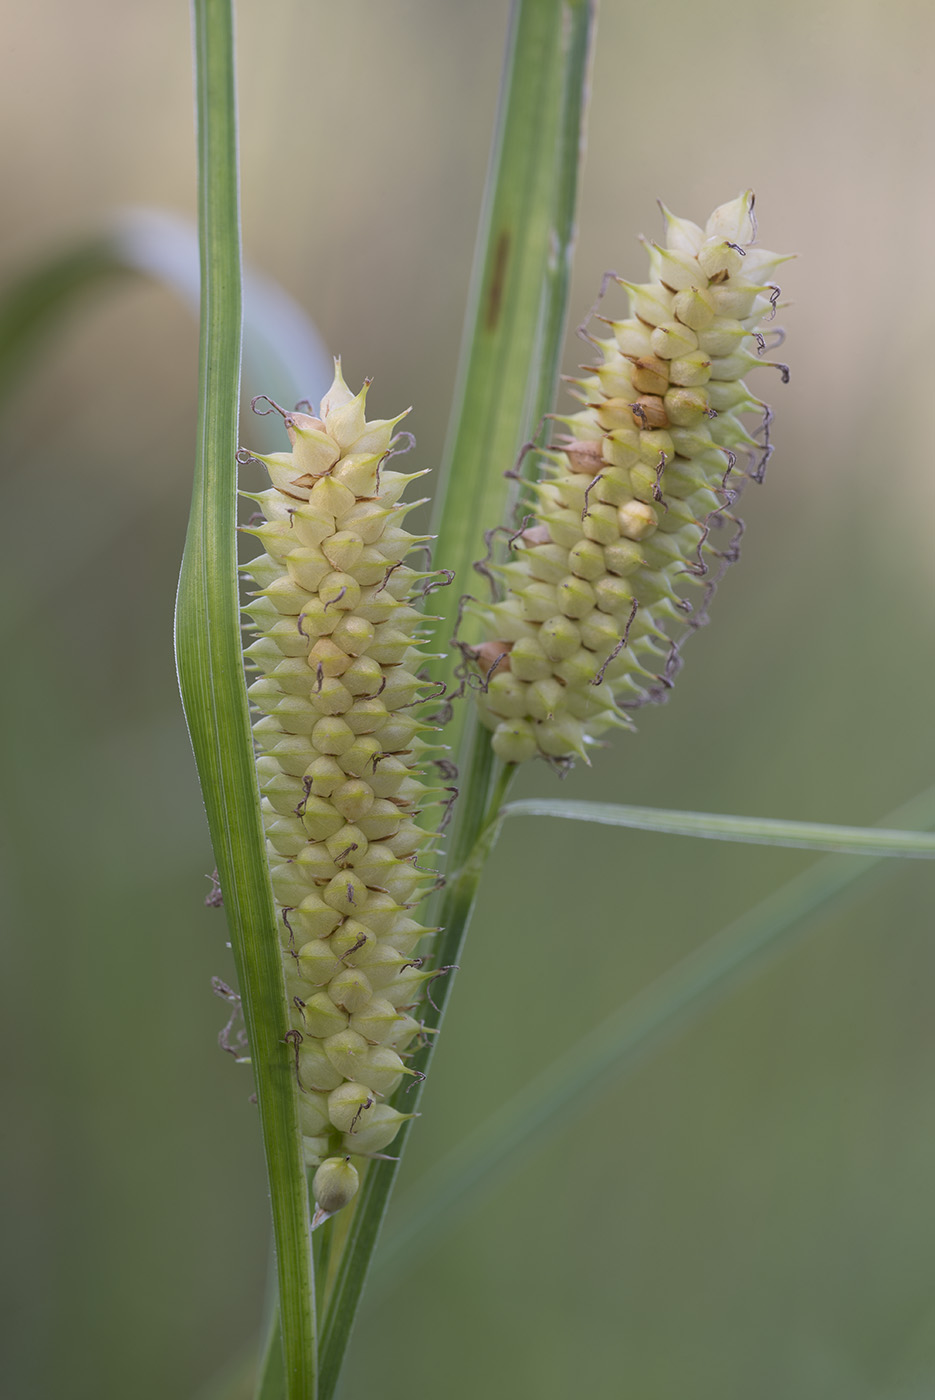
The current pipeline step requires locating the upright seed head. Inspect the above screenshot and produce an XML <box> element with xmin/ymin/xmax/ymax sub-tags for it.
<box><xmin>241</xmin><ymin>361</ymin><xmax>441</xmax><ymax>1215</ymax></box>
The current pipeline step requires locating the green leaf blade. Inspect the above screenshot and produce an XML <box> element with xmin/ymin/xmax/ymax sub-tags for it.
<box><xmin>0</xmin><ymin>209</ymin><xmax>329</xmax><ymax>416</ymax></box>
<box><xmin>500</xmin><ymin>798</ymin><xmax>935</xmax><ymax>858</ymax></box>
<box><xmin>176</xmin><ymin>4</ymin><xmax>314</xmax><ymax>1397</ymax></box>
<box><xmin>377</xmin><ymin>784</ymin><xmax>935</xmax><ymax>1278</ymax></box>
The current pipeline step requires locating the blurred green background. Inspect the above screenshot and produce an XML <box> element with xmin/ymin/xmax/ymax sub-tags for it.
<box><xmin>2</xmin><ymin>2</ymin><xmax>934</xmax><ymax>1397</ymax></box>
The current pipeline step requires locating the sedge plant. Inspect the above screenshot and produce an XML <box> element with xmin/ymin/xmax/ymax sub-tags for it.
<box><xmin>4</xmin><ymin>2</ymin><xmax>935</xmax><ymax>1398</ymax></box>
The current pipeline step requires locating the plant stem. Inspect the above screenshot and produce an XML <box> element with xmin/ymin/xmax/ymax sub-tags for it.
<box><xmin>427</xmin><ymin>0</ymin><xmax>596</xmax><ymax>708</ymax></box>
<box><xmin>315</xmin><ymin>4</ymin><xmax>596</xmax><ymax>1394</ymax></box>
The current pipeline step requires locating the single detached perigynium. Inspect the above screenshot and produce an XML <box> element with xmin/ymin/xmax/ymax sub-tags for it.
<box><xmin>241</xmin><ymin>364</ymin><xmax>443</xmax><ymax>1217</ymax></box>
<box><xmin>469</xmin><ymin>192</ymin><xmax>789</xmax><ymax>765</ymax></box>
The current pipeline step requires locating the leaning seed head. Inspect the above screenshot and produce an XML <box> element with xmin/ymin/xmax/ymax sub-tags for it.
<box><xmin>470</xmin><ymin>194</ymin><xmax>789</xmax><ymax>765</ymax></box>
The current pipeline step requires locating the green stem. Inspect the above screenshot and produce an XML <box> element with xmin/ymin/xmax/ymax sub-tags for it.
<box><xmin>177</xmin><ymin>3</ymin><xmax>315</xmax><ymax>1397</ymax></box>
<box><xmin>426</xmin><ymin>0</ymin><xmax>596</xmax><ymax>1106</ymax></box>
<box><xmin>315</xmin><ymin>4</ymin><xmax>596</xmax><ymax>1394</ymax></box>
<box><xmin>427</xmin><ymin>0</ymin><xmax>596</xmax><ymax>706</ymax></box>
<box><xmin>316</xmin><ymin>752</ymin><xmax>513</xmax><ymax>1400</ymax></box>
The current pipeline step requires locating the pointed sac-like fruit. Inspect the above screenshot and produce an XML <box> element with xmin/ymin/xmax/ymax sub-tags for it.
<box><xmin>470</xmin><ymin>192</ymin><xmax>790</xmax><ymax>765</ymax></box>
<box><xmin>241</xmin><ymin>361</ymin><xmax>441</xmax><ymax>1214</ymax></box>
<box><xmin>311</xmin><ymin>1156</ymin><xmax>360</xmax><ymax>1216</ymax></box>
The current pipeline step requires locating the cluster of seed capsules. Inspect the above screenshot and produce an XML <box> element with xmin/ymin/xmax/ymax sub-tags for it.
<box><xmin>471</xmin><ymin>192</ymin><xmax>789</xmax><ymax>764</ymax></box>
<box><xmin>241</xmin><ymin>365</ymin><xmax>444</xmax><ymax>1218</ymax></box>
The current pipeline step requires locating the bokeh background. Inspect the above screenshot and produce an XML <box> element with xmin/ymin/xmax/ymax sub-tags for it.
<box><xmin>2</xmin><ymin>2</ymin><xmax>935</xmax><ymax>1397</ymax></box>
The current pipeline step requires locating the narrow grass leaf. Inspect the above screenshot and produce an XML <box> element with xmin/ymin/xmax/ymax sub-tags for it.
<box><xmin>500</xmin><ymin>797</ymin><xmax>935</xmax><ymax>858</ymax></box>
<box><xmin>175</xmin><ymin>3</ymin><xmax>315</xmax><ymax>1396</ymax></box>
<box><xmin>0</xmin><ymin>208</ymin><xmax>327</xmax><ymax>661</ymax></box>
<box><xmin>376</xmin><ymin>784</ymin><xmax>935</xmax><ymax>1278</ymax></box>
<box><xmin>0</xmin><ymin>207</ymin><xmax>329</xmax><ymax>413</ymax></box>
